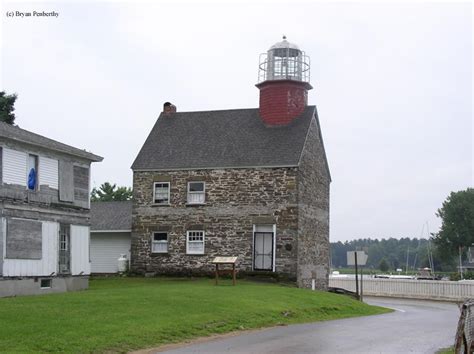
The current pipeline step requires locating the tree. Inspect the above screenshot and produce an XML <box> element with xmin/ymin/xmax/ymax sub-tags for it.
<box><xmin>379</xmin><ymin>258</ymin><xmax>389</xmax><ymax>272</ymax></box>
<box><xmin>432</xmin><ymin>188</ymin><xmax>474</xmax><ymax>259</ymax></box>
<box><xmin>0</xmin><ymin>91</ymin><xmax>18</xmax><ymax>125</ymax></box>
<box><xmin>91</xmin><ymin>182</ymin><xmax>132</xmax><ymax>202</ymax></box>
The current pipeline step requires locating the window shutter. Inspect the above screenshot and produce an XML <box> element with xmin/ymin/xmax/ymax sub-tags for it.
<box><xmin>3</xmin><ymin>148</ymin><xmax>27</xmax><ymax>186</ymax></box>
<box><xmin>59</xmin><ymin>160</ymin><xmax>74</xmax><ymax>202</ymax></box>
<box><xmin>39</xmin><ymin>156</ymin><xmax>59</xmax><ymax>189</ymax></box>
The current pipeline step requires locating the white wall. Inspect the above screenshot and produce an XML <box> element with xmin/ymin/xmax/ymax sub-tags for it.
<box><xmin>70</xmin><ymin>225</ymin><xmax>91</xmax><ymax>275</ymax></box>
<box><xmin>2</xmin><ymin>221</ymin><xmax>92</xmax><ymax>277</ymax></box>
<box><xmin>2</xmin><ymin>220</ymin><xmax>58</xmax><ymax>277</ymax></box>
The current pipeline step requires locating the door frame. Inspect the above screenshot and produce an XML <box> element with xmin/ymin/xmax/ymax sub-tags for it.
<box><xmin>252</xmin><ymin>224</ymin><xmax>276</xmax><ymax>272</ymax></box>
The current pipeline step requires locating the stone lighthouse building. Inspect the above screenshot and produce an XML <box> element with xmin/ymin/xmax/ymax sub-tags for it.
<box><xmin>131</xmin><ymin>37</ymin><xmax>331</xmax><ymax>289</ymax></box>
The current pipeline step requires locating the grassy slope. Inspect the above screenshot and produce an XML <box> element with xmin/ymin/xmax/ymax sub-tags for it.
<box><xmin>0</xmin><ymin>277</ymin><xmax>391</xmax><ymax>352</ymax></box>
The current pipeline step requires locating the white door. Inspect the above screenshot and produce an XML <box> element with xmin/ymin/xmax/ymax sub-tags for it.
<box><xmin>254</xmin><ymin>232</ymin><xmax>274</xmax><ymax>271</ymax></box>
<box><xmin>90</xmin><ymin>233</ymin><xmax>131</xmax><ymax>273</ymax></box>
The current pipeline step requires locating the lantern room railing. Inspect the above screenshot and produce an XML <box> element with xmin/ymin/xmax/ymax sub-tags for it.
<box><xmin>258</xmin><ymin>52</ymin><xmax>310</xmax><ymax>83</ymax></box>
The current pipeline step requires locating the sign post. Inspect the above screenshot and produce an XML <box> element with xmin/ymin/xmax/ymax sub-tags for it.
<box><xmin>347</xmin><ymin>251</ymin><xmax>368</xmax><ymax>301</ymax></box>
<box><xmin>355</xmin><ymin>252</ymin><xmax>359</xmax><ymax>300</ymax></box>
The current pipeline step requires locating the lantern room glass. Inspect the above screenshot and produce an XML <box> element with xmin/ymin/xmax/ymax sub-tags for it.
<box><xmin>258</xmin><ymin>38</ymin><xmax>310</xmax><ymax>84</ymax></box>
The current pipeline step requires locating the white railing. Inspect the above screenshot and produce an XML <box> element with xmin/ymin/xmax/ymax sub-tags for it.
<box><xmin>329</xmin><ymin>278</ymin><xmax>474</xmax><ymax>301</ymax></box>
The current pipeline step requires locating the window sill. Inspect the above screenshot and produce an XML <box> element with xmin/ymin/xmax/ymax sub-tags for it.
<box><xmin>151</xmin><ymin>203</ymin><xmax>171</xmax><ymax>207</ymax></box>
<box><xmin>186</xmin><ymin>253</ymin><xmax>205</xmax><ymax>256</ymax></box>
<box><xmin>151</xmin><ymin>252</ymin><xmax>169</xmax><ymax>256</ymax></box>
<box><xmin>186</xmin><ymin>203</ymin><xmax>206</xmax><ymax>207</ymax></box>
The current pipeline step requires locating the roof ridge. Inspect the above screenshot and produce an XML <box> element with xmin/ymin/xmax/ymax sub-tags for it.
<box><xmin>164</xmin><ymin>105</ymin><xmax>316</xmax><ymax>115</ymax></box>
<box><xmin>167</xmin><ymin>107</ymin><xmax>258</xmax><ymax>114</ymax></box>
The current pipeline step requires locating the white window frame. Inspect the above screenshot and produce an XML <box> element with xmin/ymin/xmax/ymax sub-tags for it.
<box><xmin>153</xmin><ymin>182</ymin><xmax>170</xmax><ymax>205</ymax></box>
<box><xmin>151</xmin><ymin>232</ymin><xmax>168</xmax><ymax>253</ymax></box>
<box><xmin>186</xmin><ymin>230</ymin><xmax>205</xmax><ymax>255</ymax></box>
<box><xmin>187</xmin><ymin>181</ymin><xmax>205</xmax><ymax>204</ymax></box>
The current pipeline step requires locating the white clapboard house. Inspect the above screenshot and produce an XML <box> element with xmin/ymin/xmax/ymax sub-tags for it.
<box><xmin>0</xmin><ymin>122</ymin><xmax>102</xmax><ymax>297</ymax></box>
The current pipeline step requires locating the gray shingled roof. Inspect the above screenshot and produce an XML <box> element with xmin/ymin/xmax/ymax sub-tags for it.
<box><xmin>132</xmin><ymin>106</ymin><xmax>316</xmax><ymax>170</ymax></box>
<box><xmin>90</xmin><ymin>201</ymin><xmax>132</xmax><ymax>231</ymax></box>
<box><xmin>0</xmin><ymin>122</ymin><xmax>103</xmax><ymax>162</ymax></box>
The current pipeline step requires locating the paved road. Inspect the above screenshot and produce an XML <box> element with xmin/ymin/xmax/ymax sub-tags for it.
<box><xmin>158</xmin><ymin>297</ymin><xmax>459</xmax><ymax>354</ymax></box>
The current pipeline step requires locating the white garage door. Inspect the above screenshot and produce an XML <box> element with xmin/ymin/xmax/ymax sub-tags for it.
<box><xmin>90</xmin><ymin>232</ymin><xmax>131</xmax><ymax>273</ymax></box>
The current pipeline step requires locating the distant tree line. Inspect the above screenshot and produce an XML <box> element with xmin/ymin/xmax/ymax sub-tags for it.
<box><xmin>333</xmin><ymin>189</ymin><xmax>474</xmax><ymax>274</ymax></box>
<box><xmin>331</xmin><ymin>237</ymin><xmax>456</xmax><ymax>272</ymax></box>
<box><xmin>91</xmin><ymin>182</ymin><xmax>132</xmax><ymax>202</ymax></box>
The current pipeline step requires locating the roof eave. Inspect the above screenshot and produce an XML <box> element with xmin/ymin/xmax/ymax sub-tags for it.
<box><xmin>131</xmin><ymin>164</ymin><xmax>299</xmax><ymax>172</ymax></box>
<box><xmin>0</xmin><ymin>123</ymin><xmax>103</xmax><ymax>162</ymax></box>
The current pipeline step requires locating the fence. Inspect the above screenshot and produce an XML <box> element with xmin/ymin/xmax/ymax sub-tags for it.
<box><xmin>329</xmin><ymin>278</ymin><xmax>474</xmax><ymax>301</ymax></box>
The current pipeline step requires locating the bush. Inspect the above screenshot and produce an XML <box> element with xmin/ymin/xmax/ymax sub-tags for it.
<box><xmin>379</xmin><ymin>259</ymin><xmax>389</xmax><ymax>272</ymax></box>
<box><xmin>449</xmin><ymin>271</ymin><xmax>474</xmax><ymax>281</ymax></box>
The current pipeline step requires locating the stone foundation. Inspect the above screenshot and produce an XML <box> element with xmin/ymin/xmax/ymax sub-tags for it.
<box><xmin>0</xmin><ymin>276</ymin><xmax>89</xmax><ymax>298</ymax></box>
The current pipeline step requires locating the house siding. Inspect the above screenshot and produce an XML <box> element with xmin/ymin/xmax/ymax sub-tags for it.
<box><xmin>131</xmin><ymin>167</ymin><xmax>299</xmax><ymax>277</ymax></box>
<box><xmin>0</xmin><ymin>142</ymin><xmax>95</xmax><ymax>278</ymax></box>
<box><xmin>2</xmin><ymin>220</ymin><xmax>59</xmax><ymax>277</ymax></box>
<box><xmin>0</xmin><ymin>140</ymin><xmax>92</xmax><ymax>209</ymax></box>
<box><xmin>297</xmin><ymin>117</ymin><xmax>331</xmax><ymax>289</ymax></box>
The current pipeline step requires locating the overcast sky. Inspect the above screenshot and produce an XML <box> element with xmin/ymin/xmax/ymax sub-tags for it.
<box><xmin>1</xmin><ymin>1</ymin><xmax>472</xmax><ymax>242</ymax></box>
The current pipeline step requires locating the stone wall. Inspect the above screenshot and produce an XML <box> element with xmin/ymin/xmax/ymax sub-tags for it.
<box><xmin>131</xmin><ymin>167</ymin><xmax>299</xmax><ymax>277</ymax></box>
<box><xmin>297</xmin><ymin>116</ymin><xmax>331</xmax><ymax>289</ymax></box>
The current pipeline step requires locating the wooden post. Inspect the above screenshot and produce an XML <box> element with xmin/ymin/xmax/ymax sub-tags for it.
<box><xmin>215</xmin><ymin>263</ymin><xmax>219</xmax><ymax>285</ymax></box>
<box><xmin>232</xmin><ymin>263</ymin><xmax>236</xmax><ymax>286</ymax></box>
<box><xmin>355</xmin><ymin>251</ymin><xmax>359</xmax><ymax>300</ymax></box>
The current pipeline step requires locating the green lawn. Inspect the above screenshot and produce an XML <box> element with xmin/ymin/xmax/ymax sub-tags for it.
<box><xmin>0</xmin><ymin>277</ymin><xmax>391</xmax><ymax>352</ymax></box>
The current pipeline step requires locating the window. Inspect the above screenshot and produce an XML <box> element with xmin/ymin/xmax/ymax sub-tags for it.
<box><xmin>187</xmin><ymin>182</ymin><xmax>205</xmax><ymax>204</ymax></box>
<box><xmin>27</xmin><ymin>154</ymin><xmax>38</xmax><ymax>190</ymax></box>
<box><xmin>58</xmin><ymin>224</ymin><xmax>70</xmax><ymax>274</ymax></box>
<box><xmin>40</xmin><ymin>279</ymin><xmax>52</xmax><ymax>289</ymax></box>
<box><xmin>153</xmin><ymin>182</ymin><xmax>170</xmax><ymax>204</ymax></box>
<box><xmin>151</xmin><ymin>232</ymin><xmax>168</xmax><ymax>253</ymax></box>
<box><xmin>186</xmin><ymin>230</ymin><xmax>205</xmax><ymax>254</ymax></box>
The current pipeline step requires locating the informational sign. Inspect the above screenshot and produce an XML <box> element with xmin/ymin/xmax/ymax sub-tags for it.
<box><xmin>347</xmin><ymin>251</ymin><xmax>368</xmax><ymax>266</ymax></box>
<box><xmin>212</xmin><ymin>256</ymin><xmax>238</xmax><ymax>264</ymax></box>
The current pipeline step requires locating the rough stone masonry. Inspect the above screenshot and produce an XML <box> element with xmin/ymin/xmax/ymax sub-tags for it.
<box><xmin>131</xmin><ymin>116</ymin><xmax>330</xmax><ymax>289</ymax></box>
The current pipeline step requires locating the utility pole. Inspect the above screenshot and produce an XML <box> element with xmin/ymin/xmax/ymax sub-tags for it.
<box><xmin>405</xmin><ymin>246</ymin><xmax>409</xmax><ymax>275</ymax></box>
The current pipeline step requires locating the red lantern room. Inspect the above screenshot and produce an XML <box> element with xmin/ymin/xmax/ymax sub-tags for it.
<box><xmin>256</xmin><ymin>36</ymin><xmax>312</xmax><ymax>126</ymax></box>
